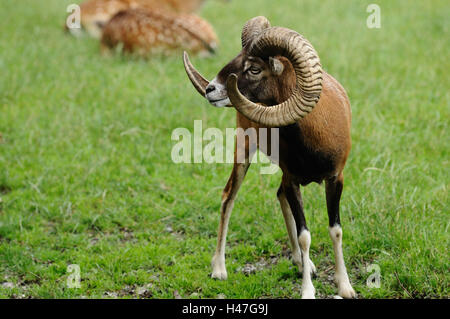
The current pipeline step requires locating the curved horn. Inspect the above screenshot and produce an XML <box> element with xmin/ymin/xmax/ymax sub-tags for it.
<box><xmin>183</xmin><ymin>51</ymin><xmax>209</xmax><ymax>97</ymax></box>
<box><xmin>227</xmin><ymin>27</ymin><xmax>323</xmax><ymax>127</ymax></box>
<box><xmin>241</xmin><ymin>16</ymin><xmax>271</xmax><ymax>48</ymax></box>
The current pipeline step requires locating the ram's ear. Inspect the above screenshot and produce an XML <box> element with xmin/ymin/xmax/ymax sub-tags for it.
<box><xmin>269</xmin><ymin>57</ymin><xmax>284</xmax><ymax>76</ymax></box>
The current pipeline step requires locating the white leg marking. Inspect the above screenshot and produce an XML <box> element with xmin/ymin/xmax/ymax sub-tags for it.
<box><xmin>298</xmin><ymin>230</ymin><xmax>315</xmax><ymax>299</ymax></box>
<box><xmin>329</xmin><ymin>225</ymin><xmax>356</xmax><ymax>298</ymax></box>
<box><xmin>211</xmin><ymin>253</ymin><xmax>227</xmax><ymax>280</ymax></box>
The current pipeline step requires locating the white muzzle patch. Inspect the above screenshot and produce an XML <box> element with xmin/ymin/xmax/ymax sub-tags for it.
<box><xmin>205</xmin><ymin>77</ymin><xmax>231</xmax><ymax>107</ymax></box>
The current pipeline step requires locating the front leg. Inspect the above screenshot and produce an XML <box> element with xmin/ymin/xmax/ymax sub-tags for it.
<box><xmin>211</xmin><ymin>161</ymin><xmax>250</xmax><ymax>280</ymax></box>
<box><xmin>212</xmin><ymin>118</ymin><xmax>257</xmax><ymax>280</ymax></box>
<box><xmin>325</xmin><ymin>174</ymin><xmax>356</xmax><ymax>298</ymax></box>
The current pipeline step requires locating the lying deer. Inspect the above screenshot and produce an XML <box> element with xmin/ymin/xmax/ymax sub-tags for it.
<box><xmin>101</xmin><ymin>8</ymin><xmax>218</xmax><ymax>56</ymax></box>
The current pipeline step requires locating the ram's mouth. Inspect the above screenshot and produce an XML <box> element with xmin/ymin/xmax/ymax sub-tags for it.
<box><xmin>208</xmin><ymin>98</ymin><xmax>226</xmax><ymax>103</ymax></box>
<box><xmin>208</xmin><ymin>97</ymin><xmax>231</xmax><ymax>108</ymax></box>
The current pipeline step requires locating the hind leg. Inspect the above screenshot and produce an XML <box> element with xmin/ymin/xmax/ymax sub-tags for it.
<box><xmin>281</xmin><ymin>175</ymin><xmax>316</xmax><ymax>299</ymax></box>
<box><xmin>277</xmin><ymin>187</ymin><xmax>303</xmax><ymax>272</ymax></box>
<box><xmin>277</xmin><ymin>185</ymin><xmax>316</xmax><ymax>274</ymax></box>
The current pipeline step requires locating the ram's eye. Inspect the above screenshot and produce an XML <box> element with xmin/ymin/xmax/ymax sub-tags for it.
<box><xmin>249</xmin><ymin>67</ymin><xmax>261</xmax><ymax>75</ymax></box>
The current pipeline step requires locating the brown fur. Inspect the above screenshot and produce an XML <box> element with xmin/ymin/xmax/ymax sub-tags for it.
<box><xmin>216</xmin><ymin>51</ymin><xmax>351</xmax><ymax>185</ymax></box>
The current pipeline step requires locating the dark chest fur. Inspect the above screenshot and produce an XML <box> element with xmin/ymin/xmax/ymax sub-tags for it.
<box><xmin>278</xmin><ymin>124</ymin><xmax>337</xmax><ymax>186</ymax></box>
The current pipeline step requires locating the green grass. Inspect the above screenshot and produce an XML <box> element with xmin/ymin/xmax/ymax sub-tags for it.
<box><xmin>0</xmin><ymin>0</ymin><xmax>448</xmax><ymax>299</ymax></box>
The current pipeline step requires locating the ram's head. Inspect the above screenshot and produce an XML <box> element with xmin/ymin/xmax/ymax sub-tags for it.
<box><xmin>183</xmin><ymin>16</ymin><xmax>323</xmax><ymax>127</ymax></box>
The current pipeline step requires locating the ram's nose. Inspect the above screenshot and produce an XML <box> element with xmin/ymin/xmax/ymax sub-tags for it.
<box><xmin>205</xmin><ymin>84</ymin><xmax>216</xmax><ymax>94</ymax></box>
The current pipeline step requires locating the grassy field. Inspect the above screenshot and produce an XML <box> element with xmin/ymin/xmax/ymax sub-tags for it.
<box><xmin>0</xmin><ymin>0</ymin><xmax>448</xmax><ymax>299</ymax></box>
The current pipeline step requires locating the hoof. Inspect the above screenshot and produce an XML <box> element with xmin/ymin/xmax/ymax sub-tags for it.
<box><xmin>338</xmin><ymin>283</ymin><xmax>356</xmax><ymax>299</ymax></box>
<box><xmin>211</xmin><ymin>270</ymin><xmax>227</xmax><ymax>280</ymax></box>
<box><xmin>301</xmin><ymin>286</ymin><xmax>316</xmax><ymax>299</ymax></box>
